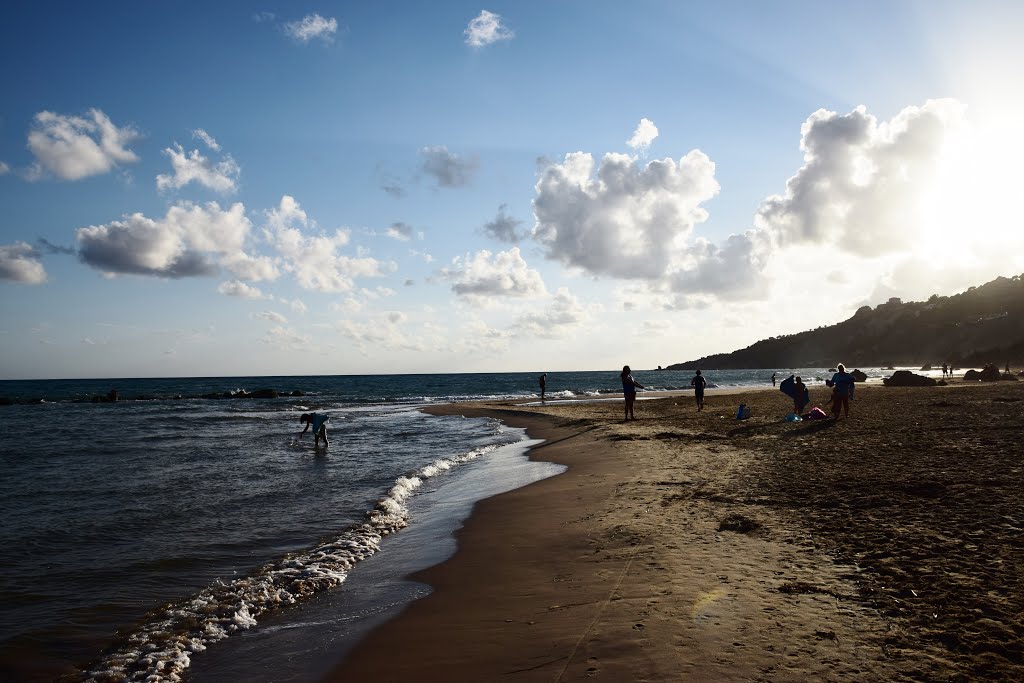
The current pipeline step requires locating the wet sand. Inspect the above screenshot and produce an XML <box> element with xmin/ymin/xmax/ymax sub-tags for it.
<box><xmin>330</xmin><ymin>380</ymin><xmax>1024</xmax><ymax>681</ymax></box>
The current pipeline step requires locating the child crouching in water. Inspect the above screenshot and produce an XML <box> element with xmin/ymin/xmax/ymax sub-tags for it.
<box><xmin>299</xmin><ymin>412</ymin><xmax>330</xmax><ymax>448</ymax></box>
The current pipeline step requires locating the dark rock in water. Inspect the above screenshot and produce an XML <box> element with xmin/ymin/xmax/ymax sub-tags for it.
<box><xmin>0</xmin><ymin>397</ymin><xmax>13</xmax><ymax>406</ymax></box>
<box><xmin>920</xmin><ymin>363</ymin><xmax>932</xmax><ymax>371</ymax></box>
<box><xmin>883</xmin><ymin>370</ymin><xmax>937</xmax><ymax>387</ymax></box>
<box><xmin>290</xmin><ymin>390</ymin><xmax>304</xmax><ymax>397</ymax></box>
<box><xmin>851</xmin><ymin>369</ymin><xmax>868</xmax><ymax>382</ymax></box>
<box><xmin>249</xmin><ymin>388</ymin><xmax>279</xmax><ymax>399</ymax></box>
<box><xmin>964</xmin><ymin>364</ymin><xmax>1003</xmax><ymax>382</ymax></box>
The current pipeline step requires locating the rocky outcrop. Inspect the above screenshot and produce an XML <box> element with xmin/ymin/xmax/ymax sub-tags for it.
<box><xmin>966</xmin><ymin>366</ymin><xmax>1015</xmax><ymax>382</ymax></box>
<box><xmin>851</xmin><ymin>369</ymin><xmax>868</xmax><ymax>382</ymax></box>
<box><xmin>883</xmin><ymin>370</ymin><xmax>937</xmax><ymax>387</ymax></box>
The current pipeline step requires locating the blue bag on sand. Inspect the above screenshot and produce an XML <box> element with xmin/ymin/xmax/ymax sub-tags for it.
<box><xmin>785</xmin><ymin>413</ymin><xmax>802</xmax><ymax>422</ymax></box>
<box><xmin>736</xmin><ymin>404</ymin><xmax>751</xmax><ymax>420</ymax></box>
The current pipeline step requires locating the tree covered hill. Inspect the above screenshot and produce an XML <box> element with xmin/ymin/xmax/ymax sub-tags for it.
<box><xmin>667</xmin><ymin>274</ymin><xmax>1024</xmax><ymax>370</ymax></box>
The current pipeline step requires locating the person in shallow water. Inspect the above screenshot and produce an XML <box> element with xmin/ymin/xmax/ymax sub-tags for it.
<box><xmin>299</xmin><ymin>412</ymin><xmax>330</xmax><ymax>448</ymax></box>
<box><xmin>620</xmin><ymin>365</ymin><xmax>645</xmax><ymax>420</ymax></box>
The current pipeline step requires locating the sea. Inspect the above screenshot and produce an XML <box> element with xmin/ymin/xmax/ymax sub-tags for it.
<box><xmin>0</xmin><ymin>367</ymin><xmax>933</xmax><ymax>682</ymax></box>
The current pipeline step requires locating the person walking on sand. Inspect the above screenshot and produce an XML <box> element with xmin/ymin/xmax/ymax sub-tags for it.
<box><xmin>771</xmin><ymin>372</ymin><xmax>777</xmax><ymax>387</ymax></box>
<box><xmin>828</xmin><ymin>364</ymin><xmax>855</xmax><ymax>419</ymax></box>
<box><xmin>539</xmin><ymin>373</ymin><xmax>547</xmax><ymax>400</ymax></box>
<box><xmin>621</xmin><ymin>366</ymin><xmax>644</xmax><ymax>420</ymax></box>
<box><xmin>299</xmin><ymin>412</ymin><xmax>330</xmax><ymax>448</ymax></box>
<box><xmin>690</xmin><ymin>369</ymin><xmax>707</xmax><ymax>411</ymax></box>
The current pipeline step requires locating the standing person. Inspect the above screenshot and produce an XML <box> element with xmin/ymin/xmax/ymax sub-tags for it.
<box><xmin>828</xmin><ymin>364</ymin><xmax>856</xmax><ymax>419</ymax></box>
<box><xmin>771</xmin><ymin>372</ymin><xmax>777</xmax><ymax>387</ymax></box>
<box><xmin>942</xmin><ymin>362</ymin><xmax>948</xmax><ymax>378</ymax></box>
<box><xmin>299</xmin><ymin>412</ymin><xmax>330</xmax><ymax>448</ymax></box>
<box><xmin>793</xmin><ymin>376</ymin><xmax>809</xmax><ymax>414</ymax></box>
<box><xmin>539</xmin><ymin>373</ymin><xmax>547</xmax><ymax>400</ymax></box>
<box><xmin>620</xmin><ymin>366</ymin><xmax>644</xmax><ymax>421</ymax></box>
<box><xmin>690</xmin><ymin>369</ymin><xmax>707</xmax><ymax>411</ymax></box>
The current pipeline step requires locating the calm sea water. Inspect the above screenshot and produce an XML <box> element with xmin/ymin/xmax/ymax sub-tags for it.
<box><xmin>0</xmin><ymin>368</ymin><xmax>922</xmax><ymax>681</ymax></box>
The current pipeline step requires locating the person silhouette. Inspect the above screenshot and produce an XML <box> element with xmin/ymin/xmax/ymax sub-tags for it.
<box><xmin>620</xmin><ymin>366</ymin><xmax>644</xmax><ymax>420</ymax></box>
<box><xmin>539</xmin><ymin>373</ymin><xmax>547</xmax><ymax>400</ymax></box>
<box><xmin>691</xmin><ymin>370</ymin><xmax>707</xmax><ymax>411</ymax></box>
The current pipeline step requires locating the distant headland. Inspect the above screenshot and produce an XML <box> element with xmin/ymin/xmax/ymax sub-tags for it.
<box><xmin>667</xmin><ymin>274</ymin><xmax>1024</xmax><ymax>370</ymax></box>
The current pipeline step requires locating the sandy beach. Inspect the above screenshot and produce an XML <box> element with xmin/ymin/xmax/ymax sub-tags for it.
<box><xmin>331</xmin><ymin>380</ymin><xmax>1024</xmax><ymax>682</ymax></box>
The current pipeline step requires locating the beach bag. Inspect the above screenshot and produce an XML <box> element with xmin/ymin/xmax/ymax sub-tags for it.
<box><xmin>736</xmin><ymin>404</ymin><xmax>751</xmax><ymax>420</ymax></box>
<box><xmin>803</xmin><ymin>407</ymin><xmax>828</xmax><ymax>421</ymax></box>
<box><xmin>784</xmin><ymin>412</ymin><xmax>802</xmax><ymax>422</ymax></box>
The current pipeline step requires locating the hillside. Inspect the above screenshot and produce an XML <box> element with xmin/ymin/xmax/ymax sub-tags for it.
<box><xmin>667</xmin><ymin>274</ymin><xmax>1024</xmax><ymax>370</ymax></box>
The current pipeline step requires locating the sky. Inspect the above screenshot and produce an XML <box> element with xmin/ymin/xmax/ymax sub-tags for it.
<box><xmin>2</xmin><ymin>1</ymin><xmax>1023</xmax><ymax>379</ymax></box>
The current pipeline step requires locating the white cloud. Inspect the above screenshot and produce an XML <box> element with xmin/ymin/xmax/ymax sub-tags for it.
<box><xmin>218</xmin><ymin>280</ymin><xmax>268</xmax><ymax>299</ymax></box>
<box><xmin>260</xmin><ymin>325</ymin><xmax>311</xmax><ymax>349</ymax></box>
<box><xmin>441</xmin><ymin>247</ymin><xmax>547</xmax><ymax>302</ymax></box>
<box><xmin>0</xmin><ymin>161</ymin><xmax>9</xmax><ymax>174</ymax></box>
<box><xmin>482</xmin><ymin>204</ymin><xmax>524</xmax><ymax>243</ymax></box>
<box><xmin>76</xmin><ymin>201</ymin><xmax>256</xmax><ymax>278</ymax></box>
<box><xmin>464</xmin><ymin>10</ymin><xmax>514</xmax><ymax>48</ymax></box>
<box><xmin>514</xmin><ymin>288</ymin><xmax>591</xmax><ymax>339</ymax></box>
<box><xmin>668</xmin><ymin>230</ymin><xmax>773</xmax><ymax>303</ymax></box>
<box><xmin>627</xmin><ymin>118</ymin><xmax>659</xmax><ymax>152</ymax></box>
<box><xmin>252</xmin><ymin>310</ymin><xmax>288</xmax><ymax>324</ymax></box>
<box><xmin>386</xmin><ymin>222</ymin><xmax>415</xmax><ymax>241</ymax></box>
<box><xmin>156</xmin><ymin>143</ymin><xmax>240</xmax><ymax>194</ymax></box>
<box><xmin>532</xmin><ymin>150</ymin><xmax>719</xmax><ymax>280</ymax></box>
<box><xmin>264</xmin><ymin>195</ymin><xmax>390</xmax><ymax>292</ymax></box>
<box><xmin>27</xmin><ymin>109</ymin><xmax>140</xmax><ymax>180</ymax></box>
<box><xmin>755</xmin><ymin>99</ymin><xmax>966</xmax><ymax>255</ymax></box>
<box><xmin>335</xmin><ymin>313</ymin><xmax>430</xmax><ymax>354</ymax></box>
<box><xmin>284</xmin><ymin>14</ymin><xmax>338</xmax><ymax>43</ymax></box>
<box><xmin>420</xmin><ymin>145</ymin><xmax>478</xmax><ymax>188</ymax></box>
<box><xmin>192</xmin><ymin>129</ymin><xmax>221</xmax><ymax>151</ymax></box>
<box><xmin>0</xmin><ymin>242</ymin><xmax>47</xmax><ymax>284</ymax></box>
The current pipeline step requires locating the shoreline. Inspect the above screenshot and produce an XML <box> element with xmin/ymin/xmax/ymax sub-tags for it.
<box><xmin>330</xmin><ymin>381</ymin><xmax>1024</xmax><ymax>681</ymax></box>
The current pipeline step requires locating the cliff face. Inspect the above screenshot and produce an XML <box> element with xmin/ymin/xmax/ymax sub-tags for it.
<box><xmin>667</xmin><ymin>274</ymin><xmax>1024</xmax><ymax>370</ymax></box>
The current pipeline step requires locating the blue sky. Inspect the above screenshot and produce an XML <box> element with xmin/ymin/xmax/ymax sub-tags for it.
<box><xmin>2</xmin><ymin>1</ymin><xmax>1023</xmax><ymax>379</ymax></box>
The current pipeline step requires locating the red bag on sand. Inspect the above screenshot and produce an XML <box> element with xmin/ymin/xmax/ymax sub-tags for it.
<box><xmin>802</xmin><ymin>407</ymin><xmax>828</xmax><ymax>420</ymax></box>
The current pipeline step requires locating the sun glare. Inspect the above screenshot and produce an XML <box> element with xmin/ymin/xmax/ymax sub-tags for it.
<box><xmin>918</xmin><ymin>116</ymin><xmax>1023</xmax><ymax>262</ymax></box>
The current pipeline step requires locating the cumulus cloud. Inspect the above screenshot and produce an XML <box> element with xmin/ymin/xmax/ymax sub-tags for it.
<box><xmin>264</xmin><ymin>195</ymin><xmax>389</xmax><ymax>292</ymax></box>
<box><xmin>668</xmin><ymin>230</ymin><xmax>773</xmax><ymax>302</ymax></box>
<box><xmin>532</xmin><ymin>150</ymin><xmax>719</xmax><ymax>280</ymax></box>
<box><xmin>420</xmin><ymin>145</ymin><xmax>478</xmax><ymax>188</ymax></box>
<box><xmin>386</xmin><ymin>222</ymin><xmax>416</xmax><ymax>241</ymax></box>
<box><xmin>514</xmin><ymin>288</ymin><xmax>590</xmax><ymax>338</ymax></box>
<box><xmin>156</xmin><ymin>143</ymin><xmax>240</xmax><ymax>194</ymax></box>
<box><xmin>27</xmin><ymin>109</ymin><xmax>140</xmax><ymax>181</ymax></box>
<box><xmin>0</xmin><ymin>161</ymin><xmax>9</xmax><ymax>174</ymax></box>
<box><xmin>464</xmin><ymin>10</ymin><xmax>514</xmax><ymax>47</ymax></box>
<box><xmin>627</xmin><ymin>118</ymin><xmax>659</xmax><ymax>152</ymax></box>
<box><xmin>440</xmin><ymin>247</ymin><xmax>547</xmax><ymax>302</ymax></box>
<box><xmin>76</xmin><ymin>201</ymin><xmax>257</xmax><ymax>279</ymax></box>
<box><xmin>218</xmin><ymin>280</ymin><xmax>268</xmax><ymax>299</ymax></box>
<box><xmin>284</xmin><ymin>13</ymin><xmax>338</xmax><ymax>43</ymax></box>
<box><xmin>482</xmin><ymin>204</ymin><xmax>525</xmax><ymax>243</ymax></box>
<box><xmin>755</xmin><ymin>99</ymin><xmax>966</xmax><ymax>256</ymax></box>
<box><xmin>0</xmin><ymin>242</ymin><xmax>47</xmax><ymax>284</ymax></box>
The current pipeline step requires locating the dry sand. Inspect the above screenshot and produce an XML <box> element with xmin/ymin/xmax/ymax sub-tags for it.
<box><xmin>330</xmin><ymin>380</ymin><xmax>1024</xmax><ymax>682</ymax></box>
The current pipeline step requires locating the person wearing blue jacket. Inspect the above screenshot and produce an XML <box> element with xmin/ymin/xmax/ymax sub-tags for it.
<box><xmin>828</xmin><ymin>364</ymin><xmax>856</xmax><ymax>419</ymax></box>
